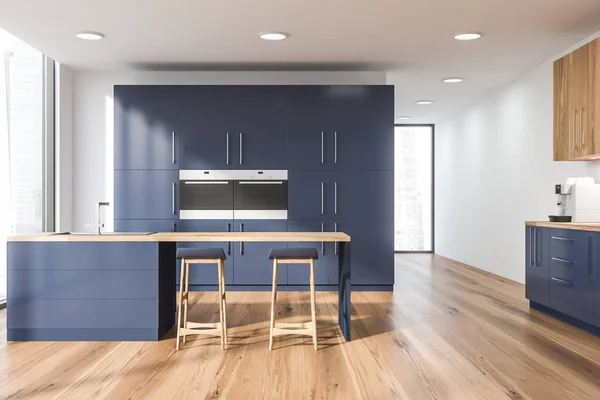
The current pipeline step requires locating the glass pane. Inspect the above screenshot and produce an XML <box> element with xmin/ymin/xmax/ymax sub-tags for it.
<box><xmin>394</xmin><ymin>126</ymin><xmax>433</xmax><ymax>251</ymax></box>
<box><xmin>0</xmin><ymin>29</ymin><xmax>44</xmax><ymax>301</ymax></box>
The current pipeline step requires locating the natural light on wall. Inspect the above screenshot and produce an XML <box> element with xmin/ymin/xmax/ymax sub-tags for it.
<box><xmin>0</xmin><ymin>29</ymin><xmax>44</xmax><ymax>302</ymax></box>
<box><xmin>394</xmin><ymin>126</ymin><xmax>433</xmax><ymax>252</ymax></box>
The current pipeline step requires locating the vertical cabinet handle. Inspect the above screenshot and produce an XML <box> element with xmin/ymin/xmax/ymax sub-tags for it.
<box><xmin>321</xmin><ymin>222</ymin><xmax>325</xmax><ymax>255</ymax></box>
<box><xmin>172</xmin><ymin>182</ymin><xmax>176</xmax><ymax>215</ymax></box>
<box><xmin>573</xmin><ymin>109</ymin><xmax>578</xmax><ymax>150</ymax></box>
<box><xmin>226</xmin><ymin>132</ymin><xmax>230</xmax><ymax>165</ymax></box>
<box><xmin>321</xmin><ymin>182</ymin><xmax>324</xmax><ymax>215</ymax></box>
<box><xmin>334</xmin><ymin>182</ymin><xmax>338</xmax><ymax>215</ymax></box>
<box><xmin>239</xmin><ymin>132</ymin><xmax>243</xmax><ymax>165</ymax></box>
<box><xmin>227</xmin><ymin>223</ymin><xmax>231</xmax><ymax>255</ymax></box>
<box><xmin>334</xmin><ymin>131</ymin><xmax>338</xmax><ymax>164</ymax></box>
<box><xmin>533</xmin><ymin>228</ymin><xmax>537</xmax><ymax>267</ymax></box>
<box><xmin>529</xmin><ymin>228</ymin><xmax>534</xmax><ymax>266</ymax></box>
<box><xmin>588</xmin><ymin>234</ymin><xmax>593</xmax><ymax>281</ymax></box>
<box><xmin>172</xmin><ymin>131</ymin><xmax>176</xmax><ymax>164</ymax></box>
<box><xmin>239</xmin><ymin>223</ymin><xmax>244</xmax><ymax>255</ymax></box>
<box><xmin>334</xmin><ymin>222</ymin><xmax>338</xmax><ymax>255</ymax></box>
<box><xmin>321</xmin><ymin>131</ymin><xmax>324</xmax><ymax>164</ymax></box>
<box><xmin>581</xmin><ymin>108</ymin><xmax>585</xmax><ymax>148</ymax></box>
<box><xmin>172</xmin><ymin>222</ymin><xmax>176</xmax><ymax>232</ymax></box>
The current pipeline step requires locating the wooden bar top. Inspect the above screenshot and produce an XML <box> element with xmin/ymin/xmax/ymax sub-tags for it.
<box><xmin>526</xmin><ymin>221</ymin><xmax>600</xmax><ymax>232</ymax></box>
<box><xmin>7</xmin><ymin>231</ymin><xmax>351</xmax><ymax>243</ymax></box>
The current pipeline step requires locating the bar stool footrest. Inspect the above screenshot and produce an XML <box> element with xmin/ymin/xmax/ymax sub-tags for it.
<box><xmin>179</xmin><ymin>327</ymin><xmax>222</xmax><ymax>337</ymax></box>
<box><xmin>272</xmin><ymin>327</ymin><xmax>314</xmax><ymax>337</ymax></box>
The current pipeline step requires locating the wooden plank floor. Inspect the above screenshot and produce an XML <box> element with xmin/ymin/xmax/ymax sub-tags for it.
<box><xmin>1</xmin><ymin>254</ymin><xmax>600</xmax><ymax>399</ymax></box>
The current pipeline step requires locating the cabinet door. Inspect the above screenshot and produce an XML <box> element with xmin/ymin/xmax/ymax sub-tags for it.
<box><xmin>177</xmin><ymin>220</ymin><xmax>234</xmax><ymax>286</ymax></box>
<box><xmin>288</xmin><ymin>170</ymin><xmax>336</xmax><ymax>219</ymax></box>
<box><xmin>115</xmin><ymin>220</ymin><xmax>177</xmax><ymax>233</ymax></box>
<box><xmin>334</xmin><ymin>170</ymin><xmax>394</xmax><ymax>219</ymax></box>
<box><xmin>287</xmin><ymin>220</ymin><xmax>336</xmax><ymax>285</ymax></box>
<box><xmin>549</xmin><ymin>231</ymin><xmax>594</xmax><ymax>323</ymax></box>
<box><xmin>235</xmin><ymin>86</ymin><xmax>288</xmax><ymax>169</ymax></box>
<box><xmin>232</xmin><ymin>220</ymin><xmax>288</xmax><ymax>285</ymax></box>
<box><xmin>285</xmin><ymin>86</ymin><xmax>331</xmax><ymax>169</ymax></box>
<box><xmin>327</xmin><ymin>86</ymin><xmax>394</xmax><ymax>170</ymax></box>
<box><xmin>594</xmin><ymin>233</ymin><xmax>600</xmax><ymax>327</ymax></box>
<box><xmin>553</xmin><ymin>56</ymin><xmax>576</xmax><ymax>161</ymax></box>
<box><xmin>114</xmin><ymin>86</ymin><xmax>180</xmax><ymax>170</ymax></box>
<box><xmin>335</xmin><ymin>219</ymin><xmax>394</xmax><ymax>286</ymax></box>
<box><xmin>114</xmin><ymin>170</ymin><xmax>179</xmax><ymax>220</ymax></box>
<box><xmin>178</xmin><ymin>86</ymin><xmax>239</xmax><ymax>170</ymax></box>
<box><xmin>525</xmin><ymin>227</ymin><xmax>550</xmax><ymax>306</ymax></box>
<box><xmin>572</xmin><ymin>43</ymin><xmax>597</xmax><ymax>158</ymax></box>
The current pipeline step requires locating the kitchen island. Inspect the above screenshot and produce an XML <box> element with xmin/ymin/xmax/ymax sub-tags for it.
<box><xmin>7</xmin><ymin>232</ymin><xmax>352</xmax><ymax>342</ymax></box>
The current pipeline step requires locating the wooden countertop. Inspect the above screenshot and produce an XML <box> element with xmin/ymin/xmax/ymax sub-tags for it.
<box><xmin>526</xmin><ymin>221</ymin><xmax>600</xmax><ymax>232</ymax></box>
<box><xmin>7</xmin><ymin>232</ymin><xmax>351</xmax><ymax>243</ymax></box>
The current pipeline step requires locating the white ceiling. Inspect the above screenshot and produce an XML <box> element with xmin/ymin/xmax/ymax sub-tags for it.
<box><xmin>2</xmin><ymin>0</ymin><xmax>600</xmax><ymax>122</ymax></box>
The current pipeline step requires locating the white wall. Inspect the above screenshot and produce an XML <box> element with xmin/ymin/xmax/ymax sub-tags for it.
<box><xmin>435</xmin><ymin>35</ymin><xmax>600</xmax><ymax>283</ymax></box>
<box><xmin>55</xmin><ymin>63</ymin><xmax>73</xmax><ymax>231</ymax></box>
<box><xmin>71</xmin><ymin>71</ymin><xmax>386</xmax><ymax>231</ymax></box>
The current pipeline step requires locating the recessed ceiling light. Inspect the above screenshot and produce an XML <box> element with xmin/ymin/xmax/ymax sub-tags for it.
<box><xmin>453</xmin><ymin>32</ymin><xmax>482</xmax><ymax>41</ymax></box>
<box><xmin>75</xmin><ymin>31</ymin><xmax>104</xmax><ymax>40</ymax></box>
<box><xmin>443</xmin><ymin>78</ymin><xmax>464</xmax><ymax>83</ymax></box>
<box><xmin>259</xmin><ymin>32</ymin><xmax>289</xmax><ymax>41</ymax></box>
<box><xmin>416</xmin><ymin>101</ymin><xmax>433</xmax><ymax>105</ymax></box>
<box><xmin>396</xmin><ymin>116</ymin><xmax>412</xmax><ymax>120</ymax></box>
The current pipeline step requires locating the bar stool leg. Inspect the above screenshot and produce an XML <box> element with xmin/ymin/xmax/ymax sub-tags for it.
<box><xmin>183</xmin><ymin>261</ymin><xmax>190</xmax><ymax>344</ymax></box>
<box><xmin>269</xmin><ymin>259</ymin><xmax>279</xmax><ymax>351</ymax></box>
<box><xmin>220</xmin><ymin>259</ymin><xmax>228</xmax><ymax>343</ymax></box>
<box><xmin>218</xmin><ymin>259</ymin><xmax>225</xmax><ymax>350</ymax></box>
<box><xmin>309</xmin><ymin>259</ymin><xmax>317</xmax><ymax>351</ymax></box>
<box><xmin>176</xmin><ymin>258</ymin><xmax>186</xmax><ymax>351</ymax></box>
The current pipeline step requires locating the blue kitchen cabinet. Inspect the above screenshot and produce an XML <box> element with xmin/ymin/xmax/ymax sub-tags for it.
<box><xmin>288</xmin><ymin>170</ymin><xmax>394</xmax><ymax>220</ymax></box>
<box><xmin>326</xmin><ymin>85</ymin><xmax>394</xmax><ymax>170</ymax></box>
<box><xmin>232</xmin><ymin>220</ymin><xmax>288</xmax><ymax>285</ymax></box>
<box><xmin>235</xmin><ymin>86</ymin><xmax>289</xmax><ymax>169</ymax></box>
<box><xmin>177</xmin><ymin>220</ymin><xmax>234</xmax><ymax>286</ymax></box>
<box><xmin>594</xmin><ymin>233</ymin><xmax>600</xmax><ymax>327</ymax></box>
<box><xmin>114</xmin><ymin>86</ymin><xmax>181</xmax><ymax>170</ymax></box>
<box><xmin>114</xmin><ymin>170</ymin><xmax>179</xmax><ymax>220</ymax></box>
<box><xmin>334</xmin><ymin>219</ymin><xmax>394</xmax><ymax>286</ymax></box>
<box><xmin>286</xmin><ymin>220</ymin><xmax>337</xmax><ymax>285</ymax></box>
<box><xmin>547</xmin><ymin>228</ymin><xmax>594</xmax><ymax>324</ymax></box>
<box><xmin>334</xmin><ymin>170</ymin><xmax>394</xmax><ymax>219</ymax></box>
<box><xmin>284</xmin><ymin>86</ymin><xmax>332</xmax><ymax>169</ymax></box>
<box><xmin>178</xmin><ymin>86</ymin><xmax>240</xmax><ymax>170</ymax></box>
<box><xmin>288</xmin><ymin>170</ymin><xmax>336</xmax><ymax>219</ymax></box>
<box><xmin>115</xmin><ymin>220</ymin><xmax>178</xmax><ymax>233</ymax></box>
<box><xmin>525</xmin><ymin>226</ymin><xmax>550</xmax><ymax>307</ymax></box>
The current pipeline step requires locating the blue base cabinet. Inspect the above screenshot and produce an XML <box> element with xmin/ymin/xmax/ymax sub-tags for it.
<box><xmin>287</xmin><ymin>220</ymin><xmax>338</xmax><ymax>285</ymax></box>
<box><xmin>232</xmin><ymin>220</ymin><xmax>288</xmax><ymax>286</ymax></box>
<box><xmin>526</xmin><ymin>225</ymin><xmax>599</xmax><ymax>332</ymax></box>
<box><xmin>525</xmin><ymin>226</ymin><xmax>550</xmax><ymax>306</ymax></box>
<box><xmin>178</xmin><ymin>220</ymin><xmax>234</xmax><ymax>286</ymax></box>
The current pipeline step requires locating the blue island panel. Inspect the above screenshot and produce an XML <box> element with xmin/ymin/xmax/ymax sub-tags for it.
<box><xmin>7</xmin><ymin>241</ymin><xmax>176</xmax><ymax>341</ymax></box>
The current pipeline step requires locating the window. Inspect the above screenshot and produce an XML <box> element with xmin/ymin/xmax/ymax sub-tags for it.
<box><xmin>394</xmin><ymin>125</ymin><xmax>434</xmax><ymax>252</ymax></box>
<box><xmin>0</xmin><ymin>29</ymin><xmax>53</xmax><ymax>303</ymax></box>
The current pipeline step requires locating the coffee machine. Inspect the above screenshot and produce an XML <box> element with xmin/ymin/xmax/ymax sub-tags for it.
<box><xmin>552</xmin><ymin>179</ymin><xmax>600</xmax><ymax>222</ymax></box>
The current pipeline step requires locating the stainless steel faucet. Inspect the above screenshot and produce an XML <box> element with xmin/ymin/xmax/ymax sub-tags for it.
<box><xmin>97</xmin><ymin>202</ymin><xmax>110</xmax><ymax>235</ymax></box>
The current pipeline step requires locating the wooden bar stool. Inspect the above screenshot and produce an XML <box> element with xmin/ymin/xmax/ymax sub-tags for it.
<box><xmin>176</xmin><ymin>248</ymin><xmax>228</xmax><ymax>351</ymax></box>
<box><xmin>268</xmin><ymin>248</ymin><xmax>319</xmax><ymax>350</ymax></box>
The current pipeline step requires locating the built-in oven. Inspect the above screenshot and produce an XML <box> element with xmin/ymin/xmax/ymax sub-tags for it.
<box><xmin>179</xmin><ymin>170</ymin><xmax>288</xmax><ymax>220</ymax></box>
<box><xmin>179</xmin><ymin>170</ymin><xmax>234</xmax><ymax>219</ymax></box>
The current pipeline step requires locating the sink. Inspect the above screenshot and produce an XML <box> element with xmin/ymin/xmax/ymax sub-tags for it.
<box><xmin>56</xmin><ymin>232</ymin><xmax>156</xmax><ymax>236</ymax></box>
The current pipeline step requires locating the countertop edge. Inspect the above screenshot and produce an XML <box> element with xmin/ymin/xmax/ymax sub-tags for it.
<box><xmin>525</xmin><ymin>221</ymin><xmax>600</xmax><ymax>232</ymax></box>
<box><xmin>7</xmin><ymin>232</ymin><xmax>353</xmax><ymax>243</ymax></box>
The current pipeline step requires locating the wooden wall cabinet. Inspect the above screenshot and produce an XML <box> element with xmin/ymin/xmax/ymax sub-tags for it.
<box><xmin>553</xmin><ymin>39</ymin><xmax>599</xmax><ymax>160</ymax></box>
